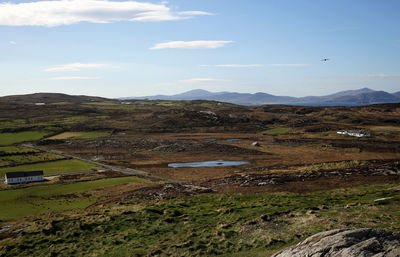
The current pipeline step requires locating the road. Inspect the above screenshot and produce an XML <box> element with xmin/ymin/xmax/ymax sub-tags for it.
<box><xmin>22</xmin><ymin>144</ymin><xmax>181</xmax><ymax>183</ymax></box>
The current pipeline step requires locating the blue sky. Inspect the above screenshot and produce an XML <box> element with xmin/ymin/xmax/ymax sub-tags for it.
<box><xmin>1</xmin><ymin>0</ymin><xmax>399</xmax><ymax>98</ymax></box>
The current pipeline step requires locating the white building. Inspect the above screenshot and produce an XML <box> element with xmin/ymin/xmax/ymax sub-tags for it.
<box><xmin>5</xmin><ymin>171</ymin><xmax>44</xmax><ymax>185</ymax></box>
<box><xmin>337</xmin><ymin>130</ymin><xmax>371</xmax><ymax>138</ymax></box>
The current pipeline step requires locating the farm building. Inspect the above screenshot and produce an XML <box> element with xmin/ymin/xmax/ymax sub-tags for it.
<box><xmin>337</xmin><ymin>130</ymin><xmax>371</xmax><ymax>138</ymax></box>
<box><xmin>4</xmin><ymin>171</ymin><xmax>44</xmax><ymax>185</ymax></box>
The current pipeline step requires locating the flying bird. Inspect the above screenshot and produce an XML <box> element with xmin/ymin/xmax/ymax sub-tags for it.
<box><xmin>321</xmin><ymin>58</ymin><xmax>330</xmax><ymax>62</ymax></box>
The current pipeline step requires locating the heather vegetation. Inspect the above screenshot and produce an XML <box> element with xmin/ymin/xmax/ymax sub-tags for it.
<box><xmin>0</xmin><ymin>94</ymin><xmax>399</xmax><ymax>256</ymax></box>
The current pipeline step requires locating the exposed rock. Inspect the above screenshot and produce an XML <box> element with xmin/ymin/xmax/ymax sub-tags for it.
<box><xmin>252</xmin><ymin>141</ymin><xmax>261</xmax><ymax>147</ymax></box>
<box><xmin>202</xmin><ymin>160</ymin><xmax>400</xmax><ymax>189</ymax></box>
<box><xmin>374</xmin><ymin>197</ymin><xmax>394</xmax><ymax>203</ymax></box>
<box><xmin>0</xmin><ymin>225</ymin><xmax>13</xmax><ymax>234</ymax></box>
<box><xmin>272</xmin><ymin>228</ymin><xmax>400</xmax><ymax>257</ymax></box>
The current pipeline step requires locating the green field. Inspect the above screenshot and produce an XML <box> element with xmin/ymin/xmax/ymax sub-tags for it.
<box><xmin>262</xmin><ymin>127</ymin><xmax>291</xmax><ymax>135</ymax></box>
<box><xmin>1</xmin><ymin>182</ymin><xmax>399</xmax><ymax>256</ymax></box>
<box><xmin>0</xmin><ymin>152</ymin><xmax>66</xmax><ymax>168</ymax></box>
<box><xmin>49</xmin><ymin>131</ymin><xmax>111</xmax><ymax>140</ymax></box>
<box><xmin>0</xmin><ymin>159</ymin><xmax>101</xmax><ymax>177</ymax></box>
<box><xmin>0</xmin><ymin>119</ymin><xmax>26</xmax><ymax>130</ymax></box>
<box><xmin>74</xmin><ymin>131</ymin><xmax>111</xmax><ymax>139</ymax></box>
<box><xmin>0</xmin><ymin>146</ymin><xmax>39</xmax><ymax>154</ymax></box>
<box><xmin>0</xmin><ymin>131</ymin><xmax>49</xmax><ymax>146</ymax></box>
<box><xmin>48</xmin><ymin>132</ymin><xmax>85</xmax><ymax>140</ymax></box>
<box><xmin>0</xmin><ymin>176</ymin><xmax>149</xmax><ymax>221</ymax></box>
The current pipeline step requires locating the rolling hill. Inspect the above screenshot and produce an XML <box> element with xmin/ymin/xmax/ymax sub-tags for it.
<box><xmin>122</xmin><ymin>88</ymin><xmax>400</xmax><ymax>106</ymax></box>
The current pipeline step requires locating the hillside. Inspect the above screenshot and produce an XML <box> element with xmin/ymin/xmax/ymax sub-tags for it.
<box><xmin>0</xmin><ymin>93</ymin><xmax>110</xmax><ymax>104</ymax></box>
<box><xmin>0</xmin><ymin>93</ymin><xmax>399</xmax><ymax>257</ymax></box>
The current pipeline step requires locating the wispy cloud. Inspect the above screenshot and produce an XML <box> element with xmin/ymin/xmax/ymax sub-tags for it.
<box><xmin>268</xmin><ymin>64</ymin><xmax>310</xmax><ymax>67</ymax></box>
<box><xmin>45</xmin><ymin>63</ymin><xmax>113</xmax><ymax>72</ymax></box>
<box><xmin>178</xmin><ymin>78</ymin><xmax>231</xmax><ymax>83</ymax></box>
<box><xmin>8</xmin><ymin>41</ymin><xmax>16</xmax><ymax>45</ymax></box>
<box><xmin>0</xmin><ymin>0</ymin><xmax>212</xmax><ymax>27</ymax></box>
<box><xmin>200</xmin><ymin>63</ymin><xmax>308</xmax><ymax>68</ymax></box>
<box><xmin>347</xmin><ymin>74</ymin><xmax>400</xmax><ymax>79</ymax></box>
<box><xmin>214</xmin><ymin>64</ymin><xmax>263</xmax><ymax>68</ymax></box>
<box><xmin>150</xmin><ymin>40</ymin><xmax>233</xmax><ymax>50</ymax></box>
<box><xmin>178</xmin><ymin>11</ymin><xmax>214</xmax><ymax>16</ymax></box>
<box><xmin>48</xmin><ymin>76</ymin><xmax>101</xmax><ymax>80</ymax></box>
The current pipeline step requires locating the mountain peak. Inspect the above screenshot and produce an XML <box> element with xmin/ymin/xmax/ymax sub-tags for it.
<box><xmin>185</xmin><ymin>89</ymin><xmax>211</xmax><ymax>94</ymax></box>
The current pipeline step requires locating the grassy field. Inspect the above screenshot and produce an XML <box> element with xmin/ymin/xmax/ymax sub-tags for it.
<box><xmin>298</xmin><ymin>160</ymin><xmax>369</xmax><ymax>172</ymax></box>
<box><xmin>262</xmin><ymin>127</ymin><xmax>291</xmax><ymax>135</ymax></box>
<box><xmin>0</xmin><ymin>146</ymin><xmax>39</xmax><ymax>154</ymax></box>
<box><xmin>48</xmin><ymin>132</ymin><xmax>85</xmax><ymax>140</ymax></box>
<box><xmin>0</xmin><ymin>131</ymin><xmax>49</xmax><ymax>146</ymax></box>
<box><xmin>0</xmin><ymin>159</ymin><xmax>101</xmax><ymax>177</ymax></box>
<box><xmin>0</xmin><ymin>176</ymin><xmax>149</xmax><ymax>221</ymax></box>
<box><xmin>74</xmin><ymin>131</ymin><xmax>111</xmax><ymax>139</ymax></box>
<box><xmin>0</xmin><ymin>182</ymin><xmax>399</xmax><ymax>256</ymax></box>
<box><xmin>49</xmin><ymin>131</ymin><xmax>111</xmax><ymax>140</ymax></box>
<box><xmin>0</xmin><ymin>119</ymin><xmax>26</xmax><ymax>130</ymax></box>
<box><xmin>0</xmin><ymin>152</ymin><xmax>66</xmax><ymax>167</ymax></box>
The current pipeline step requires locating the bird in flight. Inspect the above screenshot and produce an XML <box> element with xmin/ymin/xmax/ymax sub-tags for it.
<box><xmin>321</xmin><ymin>58</ymin><xmax>330</xmax><ymax>62</ymax></box>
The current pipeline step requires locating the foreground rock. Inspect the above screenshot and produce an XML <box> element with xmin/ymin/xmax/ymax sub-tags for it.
<box><xmin>272</xmin><ymin>228</ymin><xmax>400</xmax><ymax>257</ymax></box>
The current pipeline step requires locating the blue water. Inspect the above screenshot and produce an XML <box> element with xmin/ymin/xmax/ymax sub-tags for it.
<box><xmin>168</xmin><ymin>160</ymin><xmax>249</xmax><ymax>168</ymax></box>
<box><xmin>226</xmin><ymin>139</ymin><xmax>241</xmax><ymax>142</ymax></box>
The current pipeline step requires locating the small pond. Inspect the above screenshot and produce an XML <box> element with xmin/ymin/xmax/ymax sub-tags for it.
<box><xmin>226</xmin><ymin>138</ymin><xmax>241</xmax><ymax>142</ymax></box>
<box><xmin>168</xmin><ymin>160</ymin><xmax>249</xmax><ymax>168</ymax></box>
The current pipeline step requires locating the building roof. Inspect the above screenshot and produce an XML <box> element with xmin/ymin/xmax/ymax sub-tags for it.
<box><xmin>5</xmin><ymin>171</ymin><xmax>44</xmax><ymax>179</ymax></box>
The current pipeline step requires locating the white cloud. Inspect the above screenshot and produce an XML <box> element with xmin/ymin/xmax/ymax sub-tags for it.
<box><xmin>150</xmin><ymin>40</ymin><xmax>233</xmax><ymax>50</ymax></box>
<box><xmin>178</xmin><ymin>11</ymin><xmax>214</xmax><ymax>16</ymax></box>
<box><xmin>268</xmin><ymin>64</ymin><xmax>310</xmax><ymax>67</ymax></box>
<box><xmin>178</xmin><ymin>78</ymin><xmax>231</xmax><ymax>83</ymax></box>
<box><xmin>45</xmin><ymin>63</ymin><xmax>112</xmax><ymax>72</ymax></box>
<box><xmin>0</xmin><ymin>0</ymin><xmax>212</xmax><ymax>27</ymax></box>
<box><xmin>48</xmin><ymin>76</ymin><xmax>101</xmax><ymax>80</ymax></box>
<box><xmin>350</xmin><ymin>74</ymin><xmax>400</xmax><ymax>79</ymax></box>
<box><xmin>215</xmin><ymin>64</ymin><xmax>262</xmax><ymax>68</ymax></box>
<box><xmin>8</xmin><ymin>41</ymin><xmax>16</xmax><ymax>45</ymax></box>
<box><xmin>200</xmin><ymin>63</ymin><xmax>308</xmax><ymax>68</ymax></box>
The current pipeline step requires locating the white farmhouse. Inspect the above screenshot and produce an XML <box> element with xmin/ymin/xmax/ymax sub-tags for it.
<box><xmin>337</xmin><ymin>130</ymin><xmax>371</xmax><ymax>138</ymax></box>
<box><xmin>5</xmin><ymin>171</ymin><xmax>44</xmax><ymax>185</ymax></box>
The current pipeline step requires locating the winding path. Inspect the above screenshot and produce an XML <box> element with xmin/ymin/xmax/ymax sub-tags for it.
<box><xmin>22</xmin><ymin>143</ymin><xmax>181</xmax><ymax>183</ymax></box>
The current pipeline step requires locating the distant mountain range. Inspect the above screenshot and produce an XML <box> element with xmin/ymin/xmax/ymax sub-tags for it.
<box><xmin>121</xmin><ymin>88</ymin><xmax>400</xmax><ymax>106</ymax></box>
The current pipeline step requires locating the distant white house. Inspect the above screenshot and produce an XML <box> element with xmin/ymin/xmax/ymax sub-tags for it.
<box><xmin>4</xmin><ymin>171</ymin><xmax>44</xmax><ymax>185</ymax></box>
<box><xmin>337</xmin><ymin>130</ymin><xmax>371</xmax><ymax>138</ymax></box>
<box><xmin>35</xmin><ymin>103</ymin><xmax>46</xmax><ymax>106</ymax></box>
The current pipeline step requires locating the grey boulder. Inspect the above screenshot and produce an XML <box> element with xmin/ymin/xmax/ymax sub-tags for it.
<box><xmin>272</xmin><ymin>228</ymin><xmax>400</xmax><ymax>257</ymax></box>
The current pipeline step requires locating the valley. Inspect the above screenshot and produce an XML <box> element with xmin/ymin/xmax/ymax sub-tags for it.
<box><xmin>0</xmin><ymin>93</ymin><xmax>399</xmax><ymax>256</ymax></box>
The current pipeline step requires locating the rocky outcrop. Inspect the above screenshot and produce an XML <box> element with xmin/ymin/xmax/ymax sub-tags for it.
<box><xmin>272</xmin><ymin>228</ymin><xmax>400</xmax><ymax>257</ymax></box>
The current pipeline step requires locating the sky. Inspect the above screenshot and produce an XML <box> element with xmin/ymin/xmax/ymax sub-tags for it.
<box><xmin>0</xmin><ymin>0</ymin><xmax>399</xmax><ymax>98</ymax></box>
